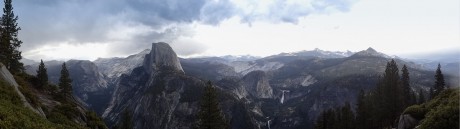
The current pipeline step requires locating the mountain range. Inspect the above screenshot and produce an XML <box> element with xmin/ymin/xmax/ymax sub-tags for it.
<box><xmin>23</xmin><ymin>43</ymin><xmax>459</xmax><ymax>129</ymax></box>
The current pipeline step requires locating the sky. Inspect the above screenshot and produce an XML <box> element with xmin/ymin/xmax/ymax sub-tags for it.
<box><xmin>5</xmin><ymin>0</ymin><xmax>460</xmax><ymax>61</ymax></box>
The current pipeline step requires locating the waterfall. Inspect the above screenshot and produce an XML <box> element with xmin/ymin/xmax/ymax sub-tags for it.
<box><xmin>267</xmin><ymin>119</ymin><xmax>271</xmax><ymax>129</ymax></box>
<box><xmin>280</xmin><ymin>90</ymin><xmax>289</xmax><ymax>104</ymax></box>
<box><xmin>280</xmin><ymin>91</ymin><xmax>285</xmax><ymax>104</ymax></box>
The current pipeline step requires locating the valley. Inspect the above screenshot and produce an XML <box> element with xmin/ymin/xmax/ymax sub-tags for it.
<box><xmin>22</xmin><ymin>42</ymin><xmax>459</xmax><ymax>129</ymax></box>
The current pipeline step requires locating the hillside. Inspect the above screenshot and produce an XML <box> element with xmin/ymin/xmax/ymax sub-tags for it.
<box><xmin>399</xmin><ymin>89</ymin><xmax>459</xmax><ymax>129</ymax></box>
<box><xmin>0</xmin><ymin>63</ymin><xmax>107</xmax><ymax>129</ymax></box>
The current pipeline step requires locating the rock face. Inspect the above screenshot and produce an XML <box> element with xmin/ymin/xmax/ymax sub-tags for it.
<box><xmin>397</xmin><ymin>114</ymin><xmax>419</xmax><ymax>129</ymax></box>
<box><xmin>241</xmin><ymin>71</ymin><xmax>273</xmax><ymax>98</ymax></box>
<box><xmin>143</xmin><ymin>42</ymin><xmax>184</xmax><ymax>74</ymax></box>
<box><xmin>64</xmin><ymin>60</ymin><xmax>111</xmax><ymax>113</ymax></box>
<box><xmin>66</xmin><ymin>60</ymin><xmax>109</xmax><ymax>93</ymax></box>
<box><xmin>181</xmin><ymin>58</ymin><xmax>240</xmax><ymax>81</ymax></box>
<box><xmin>94</xmin><ymin>49</ymin><xmax>150</xmax><ymax>79</ymax></box>
<box><xmin>103</xmin><ymin>43</ymin><xmax>255</xmax><ymax>129</ymax></box>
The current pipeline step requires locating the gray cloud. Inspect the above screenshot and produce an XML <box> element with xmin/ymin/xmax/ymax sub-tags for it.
<box><xmin>11</xmin><ymin>0</ymin><xmax>357</xmax><ymax>58</ymax></box>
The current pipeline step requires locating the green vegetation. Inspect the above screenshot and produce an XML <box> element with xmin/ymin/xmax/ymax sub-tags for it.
<box><xmin>401</xmin><ymin>65</ymin><xmax>416</xmax><ymax>107</ymax></box>
<box><xmin>1</xmin><ymin>73</ymin><xmax>109</xmax><ymax>129</ymax></box>
<box><xmin>195</xmin><ymin>81</ymin><xmax>230</xmax><ymax>129</ymax></box>
<box><xmin>1</xmin><ymin>63</ymin><xmax>107</xmax><ymax>128</ymax></box>
<box><xmin>403</xmin><ymin>89</ymin><xmax>459</xmax><ymax>129</ymax></box>
<box><xmin>314</xmin><ymin>102</ymin><xmax>355</xmax><ymax>129</ymax></box>
<box><xmin>114</xmin><ymin>109</ymin><xmax>133</xmax><ymax>129</ymax></box>
<box><xmin>314</xmin><ymin>60</ymin><xmax>456</xmax><ymax>129</ymax></box>
<box><xmin>59</xmin><ymin>62</ymin><xmax>73</xmax><ymax>98</ymax></box>
<box><xmin>14</xmin><ymin>73</ymin><xmax>41</xmax><ymax>107</ymax></box>
<box><xmin>86</xmin><ymin>111</ymin><xmax>108</xmax><ymax>129</ymax></box>
<box><xmin>417</xmin><ymin>89</ymin><xmax>425</xmax><ymax>104</ymax></box>
<box><xmin>0</xmin><ymin>79</ymin><xmax>65</xmax><ymax>128</ymax></box>
<box><xmin>433</xmin><ymin>64</ymin><xmax>446</xmax><ymax>97</ymax></box>
<box><xmin>352</xmin><ymin>59</ymin><xmax>414</xmax><ymax>128</ymax></box>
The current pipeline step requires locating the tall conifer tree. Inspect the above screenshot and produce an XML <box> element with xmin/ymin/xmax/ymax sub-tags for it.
<box><xmin>374</xmin><ymin>59</ymin><xmax>402</xmax><ymax>127</ymax></box>
<box><xmin>339</xmin><ymin>102</ymin><xmax>355</xmax><ymax>129</ymax></box>
<box><xmin>355</xmin><ymin>90</ymin><xmax>368</xmax><ymax>129</ymax></box>
<box><xmin>59</xmin><ymin>62</ymin><xmax>72</xmax><ymax>98</ymax></box>
<box><xmin>0</xmin><ymin>0</ymin><xmax>23</xmax><ymax>73</ymax></box>
<box><xmin>433</xmin><ymin>64</ymin><xmax>446</xmax><ymax>97</ymax></box>
<box><xmin>429</xmin><ymin>87</ymin><xmax>434</xmax><ymax>100</ymax></box>
<box><xmin>36</xmin><ymin>59</ymin><xmax>48</xmax><ymax>88</ymax></box>
<box><xmin>401</xmin><ymin>65</ymin><xmax>414</xmax><ymax>107</ymax></box>
<box><xmin>196</xmin><ymin>81</ymin><xmax>229</xmax><ymax>129</ymax></box>
<box><xmin>418</xmin><ymin>89</ymin><xmax>425</xmax><ymax>104</ymax></box>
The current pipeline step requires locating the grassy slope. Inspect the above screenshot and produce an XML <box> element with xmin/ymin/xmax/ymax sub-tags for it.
<box><xmin>0</xmin><ymin>79</ymin><xmax>73</xmax><ymax>128</ymax></box>
<box><xmin>0</xmin><ymin>73</ymin><xmax>107</xmax><ymax>129</ymax></box>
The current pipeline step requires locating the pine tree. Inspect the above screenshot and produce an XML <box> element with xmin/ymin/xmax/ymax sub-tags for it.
<box><xmin>429</xmin><ymin>87</ymin><xmax>434</xmax><ymax>100</ymax></box>
<box><xmin>197</xmin><ymin>81</ymin><xmax>229</xmax><ymax>129</ymax></box>
<box><xmin>433</xmin><ymin>64</ymin><xmax>446</xmax><ymax>97</ymax></box>
<box><xmin>339</xmin><ymin>102</ymin><xmax>355</xmax><ymax>129</ymax></box>
<box><xmin>384</xmin><ymin>59</ymin><xmax>402</xmax><ymax>127</ymax></box>
<box><xmin>315</xmin><ymin>103</ymin><xmax>356</xmax><ymax>129</ymax></box>
<box><xmin>314</xmin><ymin>109</ymin><xmax>336</xmax><ymax>129</ymax></box>
<box><xmin>417</xmin><ymin>89</ymin><xmax>425</xmax><ymax>104</ymax></box>
<box><xmin>401</xmin><ymin>65</ymin><xmax>414</xmax><ymax>107</ymax></box>
<box><xmin>373</xmin><ymin>59</ymin><xmax>403</xmax><ymax>128</ymax></box>
<box><xmin>59</xmin><ymin>62</ymin><xmax>72</xmax><ymax>98</ymax></box>
<box><xmin>0</xmin><ymin>0</ymin><xmax>23</xmax><ymax>74</ymax></box>
<box><xmin>355</xmin><ymin>90</ymin><xmax>368</xmax><ymax>129</ymax></box>
<box><xmin>36</xmin><ymin>59</ymin><xmax>48</xmax><ymax>89</ymax></box>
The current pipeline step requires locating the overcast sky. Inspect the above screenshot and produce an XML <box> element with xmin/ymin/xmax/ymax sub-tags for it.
<box><xmin>6</xmin><ymin>0</ymin><xmax>460</xmax><ymax>61</ymax></box>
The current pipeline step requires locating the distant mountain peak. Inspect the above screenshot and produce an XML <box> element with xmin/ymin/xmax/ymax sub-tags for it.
<box><xmin>268</xmin><ymin>48</ymin><xmax>354</xmax><ymax>59</ymax></box>
<box><xmin>314</xmin><ymin>48</ymin><xmax>322</xmax><ymax>51</ymax></box>
<box><xmin>352</xmin><ymin>47</ymin><xmax>390</xmax><ymax>58</ymax></box>
<box><xmin>366</xmin><ymin>47</ymin><xmax>377</xmax><ymax>52</ymax></box>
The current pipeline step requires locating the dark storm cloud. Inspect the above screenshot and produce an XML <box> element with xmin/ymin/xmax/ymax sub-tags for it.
<box><xmin>10</xmin><ymin>0</ymin><xmax>357</xmax><ymax>57</ymax></box>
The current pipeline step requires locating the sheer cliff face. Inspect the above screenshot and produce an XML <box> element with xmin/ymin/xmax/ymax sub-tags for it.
<box><xmin>103</xmin><ymin>43</ymin><xmax>254</xmax><ymax>129</ymax></box>
<box><xmin>94</xmin><ymin>49</ymin><xmax>150</xmax><ymax>79</ymax></box>
<box><xmin>103</xmin><ymin>42</ymin><xmax>189</xmax><ymax>128</ymax></box>
<box><xmin>143</xmin><ymin>42</ymin><xmax>184</xmax><ymax>74</ymax></box>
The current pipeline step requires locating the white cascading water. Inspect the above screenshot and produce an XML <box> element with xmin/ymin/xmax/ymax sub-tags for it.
<box><xmin>280</xmin><ymin>90</ymin><xmax>289</xmax><ymax>104</ymax></box>
<box><xmin>280</xmin><ymin>91</ymin><xmax>285</xmax><ymax>104</ymax></box>
<box><xmin>267</xmin><ymin>119</ymin><xmax>271</xmax><ymax>129</ymax></box>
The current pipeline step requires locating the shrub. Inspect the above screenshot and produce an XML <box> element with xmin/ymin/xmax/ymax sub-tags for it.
<box><xmin>402</xmin><ymin>105</ymin><xmax>427</xmax><ymax>120</ymax></box>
